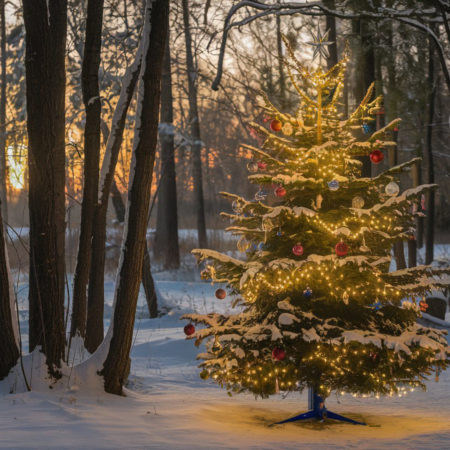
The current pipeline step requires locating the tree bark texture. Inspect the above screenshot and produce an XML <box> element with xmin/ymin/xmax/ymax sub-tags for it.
<box><xmin>358</xmin><ymin>19</ymin><xmax>374</xmax><ymax>178</ymax></box>
<box><xmin>85</xmin><ymin>41</ymin><xmax>143</xmax><ymax>354</ymax></box>
<box><xmin>71</xmin><ymin>0</ymin><xmax>104</xmax><ymax>338</ymax></box>
<box><xmin>101</xmin><ymin>0</ymin><xmax>168</xmax><ymax>395</ymax></box>
<box><xmin>324</xmin><ymin>0</ymin><xmax>338</xmax><ymax>69</ymax></box>
<box><xmin>182</xmin><ymin>0</ymin><xmax>207</xmax><ymax>248</ymax></box>
<box><xmin>23</xmin><ymin>0</ymin><xmax>67</xmax><ymax>376</ymax></box>
<box><xmin>0</xmin><ymin>0</ymin><xmax>7</xmax><ymax>223</ymax></box>
<box><xmin>425</xmin><ymin>33</ymin><xmax>436</xmax><ymax>265</ymax></box>
<box><xmin>0</xmin><ymin>199</ymin><xmax>18</xmax><ymax>380</ymax></box>
<box><xmin>142</xmin><ymin>246</ymin><xmax>158</xmax><ymax>318</ymax></box>
<box><xmin>154</xmin><ymin>26</ymin><xmax>180</xmax><ymax>270</ymax></box>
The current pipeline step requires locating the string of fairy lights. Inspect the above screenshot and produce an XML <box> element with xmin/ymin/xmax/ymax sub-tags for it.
<box><xmin>185</xmin><ymin>32</ymin><xmax>449</xmax><ymax>403</ymax></box>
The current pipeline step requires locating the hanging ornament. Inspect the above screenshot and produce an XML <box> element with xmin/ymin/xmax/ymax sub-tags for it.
<box><xmin>292</xmin><ymin>243</ymin><xmax>304</xmax><ymax>256</ymax></box>
<box><xmin>435</xmin><ymin>367</ymin><xmax>442</xmax><ymax>382</ymax></box>
<box><xmin>421</xmin><ymin>194</ymin><xmax>426</xmax><ymax>210</ymax></box>
<box><xmin>352</xmin><ymin>196</ymin><xmax>365</xmax><ymax>209</ymax></box>
<box><xmin>370</xmin><ymin>149</ymin><xmax>384</xmax><ymax>164</ymax></box>
<box><xmin>303</xmin><ymin>287</ymin><xmax>313</xmax><ymax>299</ymax></box>
<box><xmin>297</xmin><ymin>114</ymin><xmax>304</xmax><ymax>129</ymax></box>
<box><xmin>276</xmin><ymin>228</ymin><xmax>283</xmax><ymax>237</ymax></box>
<box><xmin>282</xmin><ymin>122</ymin><xmax>293</xmax><ymax>136</ymax></box>
<box><xmin>369</xmin><ymin>352</ymin><xmax>379</xmax><ymax>361</ymax></box>
<box><xmin>255</xmin><ymin>188</ymin><xmax>268</xmax><ymax>201</ymax></box>
<box><xmin>270</xmin><ymin>118</ymin><xmax>283</xmax><ymax>132</ymax></box>
<box><xmin>257</xmin><ymin>161</ymin><xmax>267</xmax><ymax>170</ymax></box>
<box><xmin>237</xmin><ymin>236</ymin><xmax>251</xmax><ymax>252</ymax></box>
<box><xmin>215</xmin><ymin>288</ymin><xmax>227</xmax><ymax>300</ymax></box>
<box><xmin>362</xmin><ymin>122</ymin><xmax>374</xmax><ymax>134</ymax></box>
<box><xmin>342</xmin><ymin>291</ymin><xmax>349</xmax><ymax>305</ymax></box>
<box><xmin>371</xmin><ymin>301</ymin><xmax>382</xmax><ymax>310</ymax></box>
<box><xmin>184</xmin><ymin>324</ymin><xmax>195</xmax><ymax>336</ymax></box>
<box><xmin>419</xmin><ymin>297</ymin><xmax>428</xmax><ymax>312</ymax></box>
<box><xmin>335</xmin><ymin>241</ymin><xmax>348</xmax><ymax>257</ymax></box>
<box><xmin>314</xmin><ymin>194</ymin><xmax>323</xmax><ymax>210</ymax></box>
<box><xmin>247</xmin><ymin>161</ymin><xmax>258</xmax><ymax>173</ymax></box>
<box><xmin>328</xmin><ymin>179</ymin><xmax>339</xmax><ymax>191</ymax></box>
<box><xmin>232</xmin><ymin>200</ymin><xmax>243</xmax><ymax>214</ymax></box>
<box><xmin>272</xmin><ymin>347</ymin><xmax>286</xmax><ymax>361</ymax></box>
<box><xmin>274</xmin><ymin>186</ymin><xmax>286</xmax><ymax>198</ymax></box>
<box><xmin>385</xmin><ymin>181</ymin><xmax>400</xmax><ymax>196</ymax></box>
<box><xmin>359</xmin><ymin>235</ymin><xmax>370</xmax><ymax>253</ymax></box>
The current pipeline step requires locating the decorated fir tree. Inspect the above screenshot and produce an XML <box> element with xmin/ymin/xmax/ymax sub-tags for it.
<box><xmin>183</xmin><ymin>36</ymin><xmax>449</xmax><ymax>423</ymax></box>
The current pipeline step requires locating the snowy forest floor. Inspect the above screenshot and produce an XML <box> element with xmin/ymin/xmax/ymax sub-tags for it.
<box><xmin>1</xmin><ymin>239</ymin><xmax>450</xmax><ymax>450</ymax></box>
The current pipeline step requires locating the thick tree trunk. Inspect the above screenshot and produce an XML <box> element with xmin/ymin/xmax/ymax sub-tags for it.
<box><xmin>85</xmin><ymin>41</ymin><xmax>143</xmax><ymax>354</ymax></box>
<box><xmin>0</xmin><ymin>199</ymin><xmax>18</xmax><ymax>380</ymax></box>
<box><xmin>23</xmin><ymin>0</ymin><xmax>67</xmax><ymax>376</ymax></box>
<box><xmin>425</xmin><ymin>34</ymin><xmax>436</xmax><ymax>265</ymax></box>
<box><xmin>182</xmin><ymin>0</ymin><xmax>207</xmax><ymax>248</ymax></box>
<box><xmin>0</xmin><ymin>0</ymin><xmax>7</xmax><ymax>223</ymax></box>
<box><xmin>324</xmin><ymin>0</ymin><xmax>338</xmax><ymax>69</ymax></box>
<box><xmin>71</xmin><ymin>0</ymin><xmax>104</xmax><ymax>338</ymax></box>
<box><xmin>101</xmin><ymin>0</ymin><xmax>168</xmax><ymax>395</ymax></box>
<box><xmin>154</xmin><ymin>27</ymin><xmax>180</xmax><ymax>270</ymax></box>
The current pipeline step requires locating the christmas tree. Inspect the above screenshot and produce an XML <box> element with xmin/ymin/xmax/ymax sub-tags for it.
<box><xmin>183</xmin><ymin>36</ymin><xmax>449</xmax><ymax>417</ymax></box>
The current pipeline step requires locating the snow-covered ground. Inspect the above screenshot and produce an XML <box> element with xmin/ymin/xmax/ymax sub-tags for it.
<box><xmin>0</xmin><ymin>275</ymin><xmax>449</xmax><ymax>449</ymax></box>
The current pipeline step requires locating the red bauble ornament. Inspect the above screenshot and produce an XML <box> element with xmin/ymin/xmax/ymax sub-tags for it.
<box><xmin>335</xmin><ymin>241</ymin><xmax>348</xmax><ymax>257</ymax></box>
<box><xmin>275</xmin><ymin>186</ymin><xmax>286</xmax><ymax>198</ymax></box>
<box><xmin>292</xmin><ymin>243</ymin><xmax>304</xmax><ymax>256</ymax></box>
<box><xmin>215</xmin><ymin>288</ymin><xmax>226</xmax><ymax>300</ymax></box>
<box><xmin>370</xmin><ymin>149</ymin><xmax>384</xmax><ymax>164</ymax></box>
<box><xmin>270</xmin><ymin>119</ymin><xmax>282</xmax><ymax>132</ymax></box>
<box><xmin>393</xmin><ymin>127</ymin><xmax>399</xmax><ymax>132</ymax></box>
<box><xmin>257</xmin><ymin>161</ymin><xmax>267</xmax><ymax>170</ymax></box>
<box><xmin>184</xmin><ymin>324</ymin><xmax>195</xmax><ymax>336</ymax></box>
<box><xmin>272</xmin><ymin>347</ymin><xmax>286</xmax><ymax>361</ymax></box>
<box><xmin>419</xmin><ymin>300</ymin><xmax>428</xmax><ymax>312</ymax></box>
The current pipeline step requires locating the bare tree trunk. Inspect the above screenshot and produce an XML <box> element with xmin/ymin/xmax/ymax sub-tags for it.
<box><xmin>182</xmin><ymin>0</ymin><xmax>207</xmax><ymax>248</ymax></box>
<box><xmin>0</xmin><ymin>199</ymin><xmax>18</xmax><ymax>380</ymax></box>
<box><xmin>71</xmin><ymin>0</ymin><xmax>104</xmax><ymax>338</ymax></box>
<box><xmin>324</xmin><ymin>0</ymin><xmax>338</xmax><ymax>69</ymax></box>
<box><xmin>0</xmin><ymin>0</ymin><xmax>6</xmax><ymax>224</ymax></box>
<box><xmin>359</xmin><ymin>19</ymin><xmax>374</xmax><ymax>178</ymax></box>
<box><xmin>111</xmin><ymin>180</ymin><xmax>126</xmax><ymax>223</ymax></box>
<box><xmin>85</xmin><ymin>41</ymin><xmax>143</xmax><ymax>354</ymax></box>
<box><xmin>101</xmin><ymin>0</ymin><xmax>168</xmax><ymax>395</ymax></box>
<box><xmin>23</xmin><ymin>0</ymin><xmax>67</xmax><ymax>376</ymax></box>
<box><xmin>154</xmin><ymin>25</ymin><xmax>180</xmax><ymax>270</ymax></box>
<box><xmin>425</xmin><ymin>33</ymin><xmax>436</xmax><ymax>265</ymax></box>
<box><xmin>275</xmin><ymin>14</ymin><xmax>286</xmax><ymax>108</ymax></box>
<box><xmin>142</xmin><ymin>246</ymin><xmax>158</xmax><ymax>318</ymax></box>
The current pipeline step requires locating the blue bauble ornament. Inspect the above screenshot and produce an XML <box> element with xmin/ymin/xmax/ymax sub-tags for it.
<box><xmin>328</xmin><ymin>180</ymin><xmax>339</xmax><ymax>191</ymax></box>
<box><xmin>303</xmin><ymin>287</ymin><xmax>313</xmax><ymax>299</ymax></box>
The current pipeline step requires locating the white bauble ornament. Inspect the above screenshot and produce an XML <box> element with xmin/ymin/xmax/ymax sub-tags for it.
<box><xmin>352</xmin><ymin>196</ymin><xmax>365</xmax><ymax>208</ymax></box>
<box><xmin>385</xmin><ymin>181</ymin><xmax>400</xmax><ymax>196</ymax></box>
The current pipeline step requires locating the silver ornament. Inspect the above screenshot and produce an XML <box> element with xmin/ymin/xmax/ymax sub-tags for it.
<box><xmin>385</xmin><ymin>181</ymin><xmax>400</xmax><ymax>196</ymax></box>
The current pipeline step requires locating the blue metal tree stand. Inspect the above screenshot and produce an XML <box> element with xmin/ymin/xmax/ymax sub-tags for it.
<box><xmin>274</xmin><ymin>389</ymin><xmax>366</xmax><ymax>426</ymax></box>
